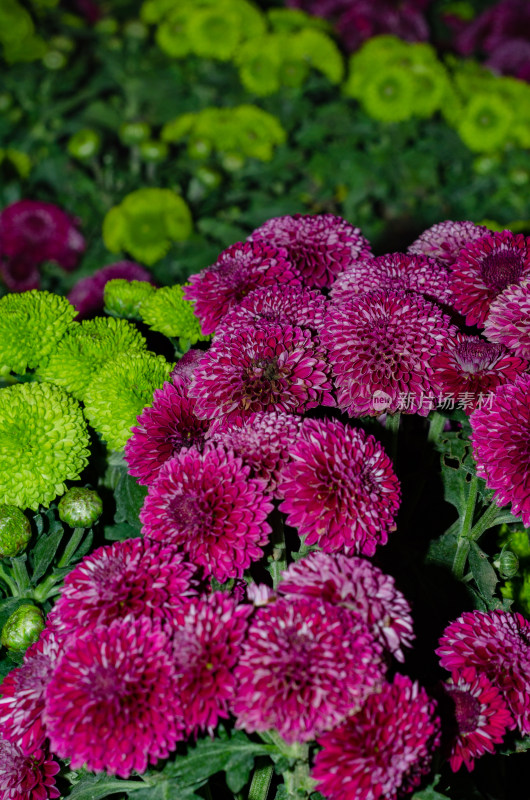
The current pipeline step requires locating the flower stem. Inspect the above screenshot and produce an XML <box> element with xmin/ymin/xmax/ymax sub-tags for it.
<box><xmin>453</xmin><ymin>480</ymin><xmax>501</xmax><ymax>579</ymax></box>
<box><xmin>427</xmin><ymin>411</ymin><xmax>446</xmax><ymax>444</ymax></box>
<box><xmin>248</xmin><ymin>765</ymin><xmax>273</xmax><ymax>800</ymax></box>
<box><xmin>58</xmin><ymin>527</ymin><xmax>85</xmax><ymax>568</ymax></box>
<box><xmin>385</xmin><ymin>411</ymin><xmax>400</xmax><ymax>464</ymax></box>
<box><xmin>469</xmin><ymin>501</ymin><xmax>502</xmax><ymax>542</ymax></box>
<box><xmin>0</xmin><ymin>565</ymin><xmax>18</xmax><ymax>596</ymax></box>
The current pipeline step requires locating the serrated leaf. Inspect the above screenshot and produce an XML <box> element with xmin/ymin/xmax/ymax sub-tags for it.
<box><xmin>114</xmin><ymin>470</ymin><xmax>148</xmax><ymax>532</ymax></box>
<box><xmin>30</xmin><ymin>524</ymin><xmax>65</xmax><ymax>584</ymax></box>
<box><xmin>469</xmin><ymin>542</ymin><xmax>498</xmax><ymax>601</ymax></box>
<box><xmin>500</xmin><ymin>736</ymin><xmax>530</xmax><ymax>755</ymax></box>
<box><xmin>66</xmin><ymin>773</ymin><xmax>144</xmax><ymax>799</ymax></box>
<box><xmin>426</xmin><ymin>530</ymin><xmax>459</xmax><ymax>569</ymax></box>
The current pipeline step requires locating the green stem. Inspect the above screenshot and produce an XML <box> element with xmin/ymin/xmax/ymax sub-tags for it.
<box><xmin>268</xmin><ymin>516</ymin><xmax>287</xmax><ymax>589</ymax></box>
<box><xmin>469</xmin><ymin>501</ymin><xmax>502</xmax><ymax>542</ymax></box>
<box><xmin>10</xmin><ymin>558</ymin><xmax>31</xmax><ymax>596</ymax></box>
<box><xmin>385</xmin><ymin>411</ymin><xmax>400</xmax><ymax>464</ymax></box>
<box><xmin>452</xmin><ymin>475</ymin><xmax>479</xmax><ymax>580</ymax></box>
<box><xmin>0</xmin><ymin>565</ymin><xmax>18</xmax><ymax>596</ymax></box>
<box><xmin>427</xmin><ymin>411</ymin><xmax>446</xmax><ymax>444</ymax></box>
<box><xmin>58</xmin><ymin>527</ymin><xmax>85</xmax><ymax>568</ymax></box>
<box><xmin>248</xmin><ymin>765</ymin><xmax>273</xmax><ymax>800</ymax></box>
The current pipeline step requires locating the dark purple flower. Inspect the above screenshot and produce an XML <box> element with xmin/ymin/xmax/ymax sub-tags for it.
<box><xmin>67</xmin><ymin>260</ymin><xmax>154</xmax><ymax>318</ymax></box>
<box><xmin>0</xmin><ymin>738</ymin><xmax>60</xmax><ymax>799</ymax></box>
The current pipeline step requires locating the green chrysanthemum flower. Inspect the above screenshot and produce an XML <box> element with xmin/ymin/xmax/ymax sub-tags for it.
<box><xmin>0</xmin><ymin>291</ymin><xmax>76</xmax><ymax>377</ymax></box>
<box><xmin>234</xmin><ymin>105</ymin><xmax>286</xmax><ymax>161</ymax></box>
<box><xmin>161</xmin><ymin>112</ymin><xmax>197</xmax><ymax>144</ymax></box>
<box><xmin>291</xmin><ymin>29</ymin><xmax>344</xmax><ymax>85</ymax></box>
<box><xmin>236</xmin><ymin>36</ymin><xmax>282</xmax><ymax>96</ymax></box>
<box><xmin>359</xmin><ymin>66</ymin><xmax>415</xmax><ymax>123</ymax></box>
<box><xmin>103</xmin><ymin>279</ymin><xmax>156</xmax><ymax>320</ymax></box>
<box><xmin>0</xmin><ymin>505</ymin><xmax>31</xmax><ymax>558</ymax></box>
<box><xmin>186</xmin><ymin>6</ymin><xmax>242</xmax><ymax>60</ymax></box>
<box><xmin>0</xmin><ymin>383</ymin><xmax>90</xmax><ymax>510</ymax></box>
<box><xmin>267</xmin><ymin>7</ymin><xmax>331</xmax><ymax>33</ymax></box>
<box><xmin>155</xmin><ymin>7</ymin><xmax>191</xmax><ymax>58</ymax></box>
<box><xmin>102</xmin><ymin>188</ymin><xmax>193</xmax><ymax>265</ymax></box>
<box><xmin>139</xmin><ymin>285</ymin><xmax>210</xmax><ymax>347</ymax></box>
<box><xmin>457</xmin><ymin>93</ymin><xmax>513</xmax><ymax>152</ymax></box>
<box><xmin>409</xmin><ymin>60</ymin><xmax>449</xmax><ymax>118</ymax></box>
<box><xmin>84</xmin><ymin>351</ymin><xmax>172</xmax><ymax>451</ymax></box>
<box><xmin>37</xmin><ymin>317</ymin><xmax>148</xmax><ymax>401</ymax></box>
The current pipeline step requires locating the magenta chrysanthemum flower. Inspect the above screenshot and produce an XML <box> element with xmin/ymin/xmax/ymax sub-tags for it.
<box><xmin>471</xmin><ymin>373</ymin><xmax>530</xmax><ymax>525</ymax></box>
<box><xmin>189</xmin><ymin>323</ymin><xmax>334</xmax><ymax>429</ymax></box>
<box><xmin>431</xmin><ymin>333</ymin><xmax>527</xmax><ymax>412</ymax></box>
<box><xmin>47</xmin><ymin>538</ymin><xmax>198</xmax><ymax>634</ymax></box>
<box><xmin>450</xmin><ymin>231</ymin><xmax>530</xmax><ymax>328</ymax></box>
<box><xmin>312</xmin><ymin>674</ymin><xmax>440</xmax><ymax>800</ymax></box>
<box><xmin>321</xmin><ymin>289</ymin><xmax>455</xmax><ymax>416</ymax></box>
<box><xmin>278</xmin><ymin>552</ymin><xmax>414</xmax><ymax>661</ymax></box>
<box><xmin>436</xmin><ymin>610</ymin><xmax>530</xmax><ymax>735</ymax></box>
<box><xmin>330</xmin><ymin>252</ymin><xmax>452</xmax><ymax>306</ymax></box>
<box><xmin>0</xmin><ymin>739</ymin><xmax>60</xmax><ymax>800</ymax></box>
<box><xmin>206</xmin><ymin>411</ymin><xmax>303</xmax><ymax>495</ymax></box>
<box><xmin>336</xmin><ymin>0</ymin><xmax>430</xmax><ymax>51</ymax></box>
<box><xmin>184</xmin><ymin>241</ymin><xmax>302</xmax><ymax>335</ymax></box>
<box><xmin>484</xmin><ymin>277</ymin><xmax>530</xmax><ymax>359</ymax></box>
<box><xmin>125</xmin><ymin>381</ymin><xmax>210</xmax><ymax>485</ymax></box>
<box><xmin>441</xmin><ymin>667</ymin><xmax>513</xmax><ymax>772</ymax></box>
<box><xmin>0</xmin><ymin>633</ymin><xmax>64</xmax><ymax>754</ymax></box>
<box><xmin>248</xmin><ymin>213</ymin><xmax>372</xmax><ymax>289</ymax></box>
<box><xmin>0</xmin><ymin>200</ymin><xmax>85</xmax><ymax>269</ymax></box>
<box><xmin>407</xmin><ymin>220</ymin><xmax>489</xmax><ymax>268</ymax></box>
<box><xmin>170</xmin><ymin>348</ymin><xmax>205</xmax><ymax>388</ymax></box>
<box><xmin>233</xmin><ymin>596</ymin><xmax>384</xmax><ymax>743</ymax></box>
<box><xmin>44</xmin><ymin>616</ymin><xmax>185</xmax><ymax>777</ymax></box>
<box><xmin>278</xmin><ymin>418</ymin><xmax>400</xmax><ymax>556</ymax></box>
<box><xmin>0</xmin><ymin>253</ymin><xmax>41</xmax><ymax>292</ymax></box>
<box><xmin>215</xmin><ymin>284</ymin><xmax>328</xmax><ymax>337</ymax></box>
<box><xmin>140</xmin><ymin>446</ymin><xmax>273</xmax><ymax>582</ymax></box>
<box><xmin>170</xmin><ymin>592</ymin><xmax>251</xmax><ymax>735</ymax></box>
<box><xmin>67</xmin><ymin>260</ymin><xmax>154</xmax><ymax>318</ymax></box>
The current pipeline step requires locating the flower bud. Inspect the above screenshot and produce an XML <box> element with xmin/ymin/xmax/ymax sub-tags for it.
<box><xmin>139</xmin><ymin>140</ymin><xmax>169</xmax><ymax>163</ymax></box>
<box><xmin>118</xmin><ymin>122</ymin><xmax>151</xmax><ymax>146</ymax></box>
<box><xmin>0</xmin><ymin>505</ymin><xmax>31</xmax><ymax>558</ymax></box>
<box><xmin>495</xmin><ymin>548</ymin><xmax>519</xmax><ymax>580</ymax></box>
<box><xmin>67</xmin><ymin>128</ymin><xmax>101</xmax><ymax>161</ymax></box>
<box><xmin>1</xmin><ymin>605</ymin><xmax>44</xmax><ymax>651</ymax></box>
<box><xmin>58</xmin><ymin>488</ymin><xmax>103</xmax><ymax>528</ymax></box>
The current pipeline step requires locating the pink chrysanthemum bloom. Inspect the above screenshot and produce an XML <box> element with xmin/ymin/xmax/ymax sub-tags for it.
<box><xmin>0</xmin><ymin>253</ymin><xmax>41</xmax><ymax>292</ymax></box>
<box><xmin>441</xmin><ymin>667</ymin><xmax>513</xmax><ymax>772</ymax></box>
<box><xmin>407</xmin><ymin>220</ymin><xmax>489</xmax><ymax>268</ymax></box>
<box><xmin>47</xmin><ymin>538</ymin><xmax>198</xmax><ymax>634</ymax></box>
<box><xmin>471</xmin><ymin>374</ymin><xmax>530</xmax><ymax>526</ymax></box>
<box><xmin>206</xmin><ymin>411</ymin><xmax>303</xmax><ymax>496</ymax></box>
<box><xmin>312</xmin><ymin>674</ymin><xmax>440</xmax><ymax>800</ymax></box>
<box><xmin>233</xmin><ymin>596</ymin><xmax>384</xmax><ymax>743</ymax></box>
<box><xmin>189</xmin><ymin>323</ymin><xmax>334</xmax><ymax>429</ymax></box>
<box><xmin>125</xmin><ymin>381</ymin><xmax>210</xmax><ymax>486</ymax></box>
<box><xmin>140</xmin><ymin>446</ymin><xmax>273</xmax><ymax>582</ymax></box>
<box><xmin>0</xmin><ymin>199</ymin><xmax>85</xmax><ymax>270</ymax></box>
<box><xmin>183</xmin><ymin>241</ymin><xmax>302</xmax><ymax>335</ymax></box>
<box><xmin>248</xmin><ymin>213</ymin><xmax>372</xmax><ymax>289</ymax></box>
<box><xmin>0</xmin><ymin>633</ymin><xmax>64</xmax><ymax>754</ymax></box>
<box><xmin>215</xmin><ymin>284</ymin><xmax>328</xmax><ymax>337</ymax></box>
<box><xmin>321</xmin><ymin>289</ymin><xmax>455</xmax><ymax>416</ymax></box>
<box><xmin>484</xmin><ymin>277</ymin><xmax>530</xmax><ymax>359</ymax></box>
<box><xmin>450</xmin><ymin>230</ymin><xmax>530</xmax><ymax>328</ymax></box>
<box><xmin>170</xmin><ymin>592</ymin><xmax>252</xmax><ymax>736</ymax></box>
<box><xmin>436</xmin><ymin>610</ymin><xmax>530</xmax><ymax>735</ymax></box>
<box><xmin>278</xmin><ymin>552</ymin><xmax>414</xmax><ymax>661</ymax></box>
<box><xmin>170</xmin><ymin>348</ymin><xmax>205</xmax><ymax>388</ymax></box>
<box><xmin>330</xmin><ymin>252</ymin><xmax>452</xmax><ymax>306</ymax></box>
<box><xmin>67</xmin><ymin>260</ymin><xmax>154</xmax><ymax>319</ymax></box>
<box><xmin>431</xmin><ymin>333</ymin><xmax>527</xmax><ymax>413</ymax></box>
<box><xmin>0</xmin><ymin>739</ymin><xmax>60</xmax><ymax>800</ymax></box>
<box><xmin>44</xmin><ymin>616</ymin><xmax>185</xmax><ymax>777</ymax></box>
<box><xmin>278</xmin><ymin>418</ymin><xmax>400</xmax><ymax>557</ymax></box>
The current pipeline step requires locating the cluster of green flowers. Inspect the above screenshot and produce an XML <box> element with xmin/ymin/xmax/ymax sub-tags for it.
<box><xmin>161</xmin><ymin>105</ymin><xmax>286</xmax><ymax>163</ymax></box>
<box><xmin>0</xmin><ymin>291</ymin><xmax>181</xmax><ymax>509</ymax></box>
<box><xmin>142</xmin><ymin>0</ymin><xmax>343</xmax><ymax>95</ymax></box>
<box><xmin>0</xmin><ymin>0</ymin><xmax>48</xmax><ymax>64</ymax></box>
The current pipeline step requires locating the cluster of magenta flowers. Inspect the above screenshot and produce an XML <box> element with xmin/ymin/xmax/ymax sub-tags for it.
<box><xmin>4</xmin><ymin>210</ymin><xmax>530</xmax><ymax>797</ymax></box>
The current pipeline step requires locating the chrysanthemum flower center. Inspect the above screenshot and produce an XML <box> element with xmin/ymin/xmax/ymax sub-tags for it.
<box><xmin>243</xmin><ymin>358</ymin><xmax>287</xmax><ymax>405</ymax></box>
<box><xmin>480</xmin><ymin>252</ymin><xmax>523</xmax><ymax>291</ymax></box>
<box><xmin>21</xmin><ymin>211</ymin><xmax>51</xmax><ymax>240</ymax></box>
<box><xmin>454</xmin><ymin>341</ymin><xmax>502</xmax><ymax>373</ymax></box>
<box><xmin>170</xmin><ymin>493</ymin><xmax>212</xmax><ymax>532</ymax></box>
<box><xmin>447</xmin><ymin>688</ymin><xmax>481</xmax><ymax>734</ymax></box>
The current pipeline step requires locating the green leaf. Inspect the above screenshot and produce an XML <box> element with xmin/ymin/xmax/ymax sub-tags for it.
<box><xmin>500</xmin><ymin>736</ymin><xmax>530</xmax><ymax>755</ymax></box>
<box><xmin>469</xmin><ymin>541</ymin><xmax>499</xmax><ymax>601</ymax></box>
<box><xmin>412</xmin><ymin>788</ymin><xmax>451</xmax><ymax>799</ymax></box>
<box><xmin>114</xmin><ymin>470</ymin><xmax>148</xmax><ymax>532</ymax></box>
<box><xmin>104</xmin><ymin>521</ymin><xmax>142</xmax><ymax>542</ymax></box>
<box><xmin>426</xmin><ymin>529</ymin><xmax>459</xmax><ymax>569</ymax></box>
<box><xmin>30</xmin><ymin>523</ymin><xmax>65</xmax><ymax>584</ymax></box>
<box><xmin>66</xmin><ymin>773</ymin><xmax>144</xmax><ymax>800</ymax></box>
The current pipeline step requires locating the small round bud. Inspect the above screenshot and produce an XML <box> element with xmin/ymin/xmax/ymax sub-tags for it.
<box><xmin>0</xmin><ymin>506</ymin><xmax>31</xmax><ymax>558</ymax></box>
<box><xmin>196</xmin><ymin>166</ymin><xmax>222</xmax><ymax>189</ymax></box>
<box><xmin>187</xmin><ymin>138</ymin><xmax>212</xmax><ymax>160</ymax></box>
<box><xmin>139</xmin><ymin>140</ymin><xmax>169</xmax><ymax>163</ymax></box>
<box><xmin>1</xmin><ymin>605</ymin><xmax>44</xmax><ymax>651</ymax></box>
<box><xmin>119</xmin><ymin>121</ymin><xmax>151</xmax><ymax>146</ymax></box>
<box><xmin>94</xmin><ymin>17</ymin><xmax>119</xmax><ymax>35</ymax></box>
<box><xmin>58</xmin><ymin>488</ymin><xmax>103</xmax><ymax>528</ymax></box>
<box><xmin>221</xmin><ymin>153</ymin><xmax>245</xmax><ymax>172</ymax></box>
<box><xmin>495</xmin><ymin>547</ymin><xmax>520</xmax><ymax>580</ymax></box>
<box><xmin>42</xmin><ymin>50</ymin><xmax>67</xmax><ymax>70</ymax></box>
<box><xmin>123</xmin><ymin>20</ymin><xmax>148</xmax><ymax>39</ymax></box>
<box><xmin>67</xmin><ymin>128</ymin><xmax>101</xmax><ymax>161</ymax></box>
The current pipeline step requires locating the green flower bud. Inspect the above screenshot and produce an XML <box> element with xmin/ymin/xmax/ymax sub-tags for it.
<box><xmin>123</xmin><ymin>20</ymin><xmax>148</xmax><ymax>39</ymax></box>
<box><xmin>67</xmin><ymin>128</ymin><xmax>101</xmax><ymax>161</ymax></box>
<box><xmin>1</xmin><ymin>605</ymin><xmax>44</xmax><ymax>651</ymax></box>
<box><xmin>0</xmin><ymin>505</ymin><xmax>31</xmax><ymax>558</ymax></box>
<box><xmin>49</xmin><ymin>35</ymin><xmax>75</xmax><ymax>53</ymax></box>
<box><xmin>94</xmin><ymin>17</ymin><xmax>119</xmax><ymax>35</ymax></box>
<box><xmin>495</xmin><ymin>548</ymin><xmax>520</xmax><ymax>580</ymax></box>
<box><xmin>196</xmin><ymin>166</ymin><xmax>222</xmax><ymax>189</ymax></box>
<box><xmin>42</xmin><ymin>50</ymin><xmax>67</xmax><ymax>70</ymax></box>
<box><xmin>119</xmin><ymin>122</ymin><xmax>151</xmax><ymax>146</ymax></box>
<box><xmin>221</xmin><ymin>153</ymin><xmax>245</xmax><ymax>172</ymax></box>
<box><xmin>187</xmin><ymin>138</ymin><xmax>212</xmax><ymax>160</ymax></box>
<box><xmin>58</xmin><ymin>488</ymin><xmax>103</xmax><ymax>528</ymax></box>
<box><xmin>139</xmin><ymin>139</ymin><xmax>169</xmax><ymax>163</ymax></box>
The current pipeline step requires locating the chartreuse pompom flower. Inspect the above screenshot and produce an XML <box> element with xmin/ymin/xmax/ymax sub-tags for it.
<box><xmin>38</xmin><ymin>317</ymin><xmax>147</xmax><ymax>401</ymax></box>
<box><xmin>0</xmin><ymin>505</ymin><xmax>31</xmax><ymax>557</ymax></box>
<box><xmin>0</xmin><ymin>382</ymin><xmax>90</xmax><ymax>510</ymax></box>
<box><xmin>267</xmin><ymin>8</ymin><xmax>332</xmax><ymax>33</ymax></box>
<box><xmin>457</xmin><ymin>93</ymin><xmax>514</xmax><ymax>153</ymax></box>
<box><xmin>236</xmin><ymin>36</ymin><xmax>283</xmax><ymax>96</ymax></box>
<box><xmin>102</xmin><ymin>188</ymin><xmax>192</xmax><ymax>265</ymax></box>
<box><xmin>359</xmin><ymin>66</ymin><xmax>415</xmax><ymax>123</ymax></box>
<box><xmin>84</xmin><ymin>351</ymin><xmax>173</xmax><ymax>451</ymax></box>
<box><xmin>140</xmin><ymin>285</ymin><xmax>210</xmax><ymax>347</ymax></box>
<box><xmin>291</xmin><ymin>29</ymin><xmax>343</xmax><ymax>85</ymax></box>
<box><xmin>0</xmin><ymin>291</ymin><xmax>76</xmax><ymax>377</ymax></box>
<box><xmin>103</xmin><ymin>279</ymin><xmax>156</xmax><ymax>320</ymax></box>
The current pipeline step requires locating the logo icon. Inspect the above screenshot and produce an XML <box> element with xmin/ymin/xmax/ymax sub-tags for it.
<box><xmin>372</xmin><ymin>390</ymin><xmax>392</xmax><ymax>412</ymax></box>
